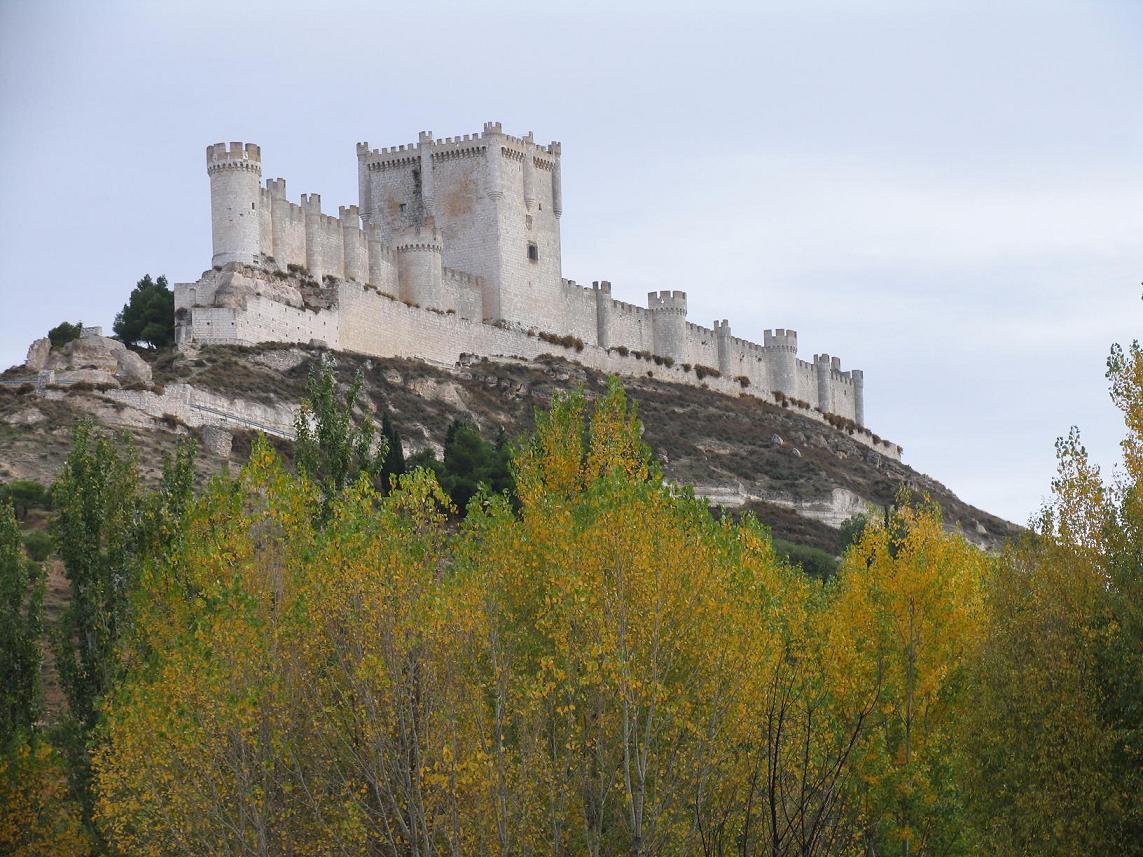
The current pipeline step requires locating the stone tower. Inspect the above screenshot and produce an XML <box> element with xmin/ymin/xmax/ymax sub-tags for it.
<box><xmin>396</xmin><ymin>224</ymin><xmax>444</xmax><ymax>309</ymax></box>
<box><xmin>648</xmin><ymin>290</ymin><xmax>688</xmax><ymax>363</ymax></box>
<box><xmin>764</xmin><ymin>329</ymin><xmax>798</xmax><ymax>396</ymax></box>
<box><xmin>356</xmin><ymin>123</ymin><xmax>563</xmax><ymax>327</ymax></box>
<box><xmin>207</xmin><ymin>142</ymin><xmax>262</xmax><ymax>267</ymax></box>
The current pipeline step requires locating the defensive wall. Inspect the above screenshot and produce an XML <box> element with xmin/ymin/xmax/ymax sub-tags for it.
<box><xmin>174</xmin><ymin>266</ymin><xmax>898</xmax><ymax>459</ymax></box>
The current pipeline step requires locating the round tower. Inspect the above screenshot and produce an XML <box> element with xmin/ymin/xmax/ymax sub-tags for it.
<box><xmin>396</xmin><ymin>224</ymin><xmax>444</xmax><ymax>309</ymax></box>
<box><xmin>714</xmin><ymin>319</ymin><xmax>732</xmax><ymax>375</ymax></box>
<box><xmin>594</xmin><ymin>280</ymin><xmax>612</xmax><ymax>349</ymax></box>
<box><xmin>207</xmin><ymin>141</ymin><xmax>262</xmax><ymax>267</ymax></box>
<box><xmin>340</xmin><ymin>205</ymin><xmax>365</xmax><ymax>282</ymax></box>
<box><xmin>763</xmin><ymin>329</ymin><xmax>798</xmax><ymax>396</ymax></box>
<box><xmin>852</xmin><ymin>369</ymin><xmax>865</xmax><ymax>427</ymax></box>
<box><xmin>815</xmin><ymin>353</ymin><xmax>834</xmax><ymax>414</ymax></box>
<box><xmin>302</xmin><ymin>193</ymin><xmax>324</xmax><ymax>283</ymax></box>
<box><xmin>648</xmin><ymin>290</ymin><xmax>688</xmax><ymax>363</ymax></box>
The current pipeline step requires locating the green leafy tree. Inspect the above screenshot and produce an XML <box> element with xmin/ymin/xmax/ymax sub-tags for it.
<box><xmin>294</xmin><ymin>357</ymin><xmax>386</xmax><ymax>512</ymax></box>
<box><xmin>141</xmin><ymin>436</ymin><xmax>197</xmax><ymax>552</ymax></box>
<box><xmin>380</xmin><ymin>410</ymin><xmax>406</xmax><ymax>490</ymax></box>
<box><xmin>838</xmin><ymin>512</ymin><xmax>869</xmax><ymax>551</ymax></box>
<box><xmin>47</xmin><ymin>320</ymin><xmax>82</xmax><ymax>349</ymax></box>
<box><xmin>0</xmin><ymin>499</ymin><xmax>44</xmax><ymax>747</ymax></box>
<box><xmin>113</xmin><ymin>274</ymin><xmax>174</xmax><ymax>349</ymax></box>
<box><xmin>0</xmin><ymin>480</ymin><xmax>51</xmax><ymax>521</ymax></box>
<box><xmin>21</xmin><ymin>531</ymin><xmax>53</xmax><ymax>563</ymax></box>
<box><xmin>51</xmin><ymin>420</ymin><xmax>141</xmax><ymax>731</ymax></box>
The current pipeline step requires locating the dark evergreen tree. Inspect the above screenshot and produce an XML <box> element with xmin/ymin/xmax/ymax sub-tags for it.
<box><xmin>380</xmin><ymin>411</ymin><xmax>406</xmax><ymax>491</ymax></box>
<box><xmin>113</xmin><ymin>274</ymin><xmax>174</xmax><ymax>349</ymax></box>
<box><xmin>47</xmin><ymin>321</ymin><xmax>82</xmax><ymax>349</ymax></box>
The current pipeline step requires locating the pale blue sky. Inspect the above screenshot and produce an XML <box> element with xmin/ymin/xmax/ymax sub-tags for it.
<box><xmin>1</xmin><ymin>0</ymin><xmax>1140</xmax><ymax>524</ymax></box>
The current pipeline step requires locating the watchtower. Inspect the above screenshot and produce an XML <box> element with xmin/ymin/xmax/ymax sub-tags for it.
<box><xmin>648</xmin><ymin>290</ymin><xmax>688</xmax><ymax>363</ymax></box>
<box><xmin>714</xmin><ymin>319</ymin><xmax>732</xmax><ymax>374</ymax></box>
<box><xmin>395</xmin><ymin>224</ymin><xmax>444</xmax><ymax>309</ymax></box>
<box><xmin>763</xmin><ymin>329</ymin><xmax>798</xmax><ymax>396</ymax></box>
<box><xmin>207</xmin><ymin>142</ymin><xmax>262</xmax><ymax>267</ymax></box>
<box><xmin>356</xmin><ymin>122</ymin><xmax>563</xmax><ymax>326</ymax></box>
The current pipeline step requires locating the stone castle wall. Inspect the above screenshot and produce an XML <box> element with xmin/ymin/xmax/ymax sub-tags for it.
<box><xmin>174</xmin><ymin>268</ymin><xmax>898</xmax><ymax>459</ymax></box>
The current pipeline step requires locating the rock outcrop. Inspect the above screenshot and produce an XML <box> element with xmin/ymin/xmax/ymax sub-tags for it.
<box><xmin>25</xmin><ymin>334</ymin><xmax>152</xmax><ymax>387</ymax></box>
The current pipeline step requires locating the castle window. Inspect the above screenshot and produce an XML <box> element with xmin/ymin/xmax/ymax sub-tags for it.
<box><xmin>526</xmin><ymin>214</ymin><xmax>533</xmax><ymax>230</ymax></box>
<box><xmin>527</xmin><ymin>242</ymin><xmax>539</xmax><ymax>262</ymax></box>
<box><xmin>251</xmin><ymin>202</ymin><xmax>255</xmax><ymax>210</ymax></box>
<box><xmin>399</xmin><ymin>203</ymin><xmax>407</xmax><ymax>214</ymax></box>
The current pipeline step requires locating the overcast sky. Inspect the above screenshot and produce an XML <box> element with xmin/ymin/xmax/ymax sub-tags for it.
<box><xmin>1</xmin><ymin>0</ymin><xmax>1140</xmax><ymax>525</ymax></box>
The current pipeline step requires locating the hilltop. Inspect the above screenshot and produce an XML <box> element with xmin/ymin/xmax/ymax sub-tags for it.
<box><xmin>1</xmin><ymin>342</ymin><xmax>1018</xmax><ymax>556</ymax></box>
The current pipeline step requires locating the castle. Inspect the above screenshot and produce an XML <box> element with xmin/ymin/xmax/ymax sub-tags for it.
<box><xmin>177</xmin><ymin>122</ymin><xmax>891</xmax><ymax>454</ymax></box>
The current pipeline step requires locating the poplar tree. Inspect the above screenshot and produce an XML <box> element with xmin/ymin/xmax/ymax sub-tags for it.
<box><xmin>0</xmin><ymin>499</ymin><xmax>43</xmax><ymax>746</ymax></box>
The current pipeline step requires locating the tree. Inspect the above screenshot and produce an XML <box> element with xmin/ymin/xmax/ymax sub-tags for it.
<box><xmin>0</xmin><ymin>499</ymin><xmax>43</xmax><ymax>746</ymax></box>
<box><xmin>294</xmin><ymin>356</ymin><xmax>385</xmax><ymax>513</ymax></box>
<box><xmin>380</xmin><ymin>410</ymin><xmax>406</xmax><ymax>490</ymax></box>
<box><xmin>95</xmin><ymin>438</ymin><xmax>461</xmax><ymax>854</ymax></box>
<box><xmin>47</xmin><ymin>320</ymin><xmax>82</xmax><ymax>349</ymax></box>
<box><xmin>51</xmin><ymin>420</ymin><xmax>141</xmax><ymax>731</ymax></box>
<box><xmin>0</xmin><ymin>480</ymin><xmax>50</xmax><ymax>521</ymax></box>
<box><xmin>0</xmin><ymin>737</ymin><xmax>91</xmax><ymax>856</ymax></box>
<box><xmin>960</xmin><ymin>340</ymin><xmax>1143</xmax><ymax>855</ymax></box>
<box><xmin>836</xmin><ymin>496</ymin><xmax>988</xmax><ymax>856</ymax></box>
<box><xmin>441</xmin><ymin>420</ymin><xmax>506</xmax><ymax>510</ymax></box>
<box><xmin>112</xmin><ymin>273</ymin><xmax>174</xmax><ymax>349</ymax></box>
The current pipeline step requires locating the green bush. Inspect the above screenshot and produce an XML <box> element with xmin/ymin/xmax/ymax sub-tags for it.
<box><xmin>772</xmin><ymin>537</ymin><xmax>839</xmax><ymax>582</ymax></box>
<box><xmin>21</xmin><ymin>530</ymin><xmax>53</xmax><ymax>562</ymax></box>
<box><xmin>0</xmin><ymin>481</ymin><xmax>50</xmax><ymax>521</ymax></box>
<box><xmin>47</xmin><ymin>321</ymin><xmax>82</xmax><ymax>349</ymax></box>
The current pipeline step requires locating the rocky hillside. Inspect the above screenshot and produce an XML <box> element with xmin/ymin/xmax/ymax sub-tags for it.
<box><xmin>1</xmin><ymin>342</ymin><xmax>1020</xmax><ymax>555</ymax></box>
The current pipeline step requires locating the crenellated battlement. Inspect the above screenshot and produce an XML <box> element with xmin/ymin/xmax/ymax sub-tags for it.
<box><xmin>764</xmin><ymin>328</ymin><xmax>798</xmax><ymax>352</ymax></box>
<box><xmin>648</xmin><ymin>289</ymin><xmax>688</xmax><ymax>313</ymax></box>
<box><xmin>207</xmin><ymin>142</ymin><xmax>261</xmax><ymax>175</ymax></box>
<box><xmin>395</xmin><ymin>225</ymin><xmax>443</xmax><ymax>254</ymax></box>
<box><xmin>358</xmin><ymin>121</ymin><xmax>560</xmax><ymax>174</ymax></box>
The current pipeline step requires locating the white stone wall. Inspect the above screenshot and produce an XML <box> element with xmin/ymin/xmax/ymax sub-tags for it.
<box><xmin>181</xmin><ymin>270</ymin><xmax>896</xmax><ymax>458</ymax></box>
<box><xmin>559</xmin><ymin>282</ymin><xmax>599</xmax><ymax>343</ymax></box>
<box><xmin>721</xmin><ymin>337</ymin><xmax>771</xmax><ymax>389</ymax></box>
<box><xmin>684</xmin><ymin>322</ymin><xmax>719</xmax><ymax>369</ymax></box>
<box><xmin>443</xmin><ymin>269</ymin><xmax>483</xmax><ymax>321</ymax></box>
<box><xmin>605</xmin><ymin>299</ymin><xmax>655</xmax><ymax>354</ymax></box>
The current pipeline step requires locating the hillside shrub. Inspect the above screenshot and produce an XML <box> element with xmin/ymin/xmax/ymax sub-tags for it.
<box><xmin>47</xmin><ymin>321</ymin><xmax>82</xmax><ymax>349</ymax></box>
<box><xmin>694</xmin><ymin>365</ymin><xmax>721</xmax><ymax>381</ymax></box>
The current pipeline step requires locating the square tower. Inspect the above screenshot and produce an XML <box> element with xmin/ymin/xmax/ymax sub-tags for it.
<box><xmin>356</xmin><ymin>123</ymin><xmax>563</xmax><ymax>327</ymax></box>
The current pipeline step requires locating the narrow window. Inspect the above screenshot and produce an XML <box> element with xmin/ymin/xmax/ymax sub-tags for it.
<box><xmin>399</xmin><ymin>203</ymin><xmax>407</xmax><ymax>214</ymax></box>
<box><xmin>528</xmin><ymin>242</ymin><xmax>539</xmax><ymax>262</ymax></box>
<box><xmin>525</xmin><ymin>214</ymin><xmax>533</xmax><ymax>230</ymax></box>
<box><xmin>251</xmin><ymin>202</ymin><xmax>256</xmax><ymax>210</ymax></box>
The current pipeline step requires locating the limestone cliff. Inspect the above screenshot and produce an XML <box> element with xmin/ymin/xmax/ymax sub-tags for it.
<box><xmin>0</xmin><ymin>343</ymin><xmax>1019</xmax><ymax>554</ymax></box>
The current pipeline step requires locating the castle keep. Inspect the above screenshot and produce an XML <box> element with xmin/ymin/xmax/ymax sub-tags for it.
<box><xmin>180</xmin><ymin>123</ymin><xmax>883</xmax><ymax>449</ymax></box>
